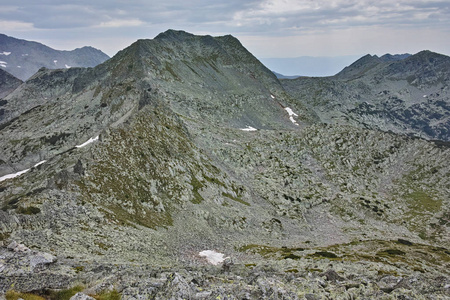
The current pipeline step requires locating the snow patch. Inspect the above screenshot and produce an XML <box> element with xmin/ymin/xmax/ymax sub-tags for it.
<box><xmin>34</xmin><ymin>160</ymin><xmax>47</xmax><ymax>167</ymax></box>
<box><xmin>0</xmin><ymin>169</ymin><xmax>30</xmax><ymax>182</ymax></box>
<box><xmin>75</xmin><ymin>136</ymin><xmax>99</xmax><ymax>148</ymax></box>
<box><xmin>423</xmin><ymin>95</ymin><xmax>427</xmax><ymax>98</ymax></box>
<box><xmin>0</xmin><ymin>60</ymin><xmax>7</xmax><ymax>68</ymax></box>
<box><xmin>0</xmin><ymin>160</ymin><xmax>46</xmax><ymax>182</ymax></box>
<box><xmin>65</xmin><ymin>64</ymin><xmax>71</xmax><ymax>69</ymax></box>
<box><xmin>17</xmin><ymin>66</ymin><xmax>21</xmax><ymax>68</ymax></box>
<box><xmin>199</xmin><ymin>250</ymin><xmax>225</xmax><ymax>265</ymax></box>
<box><xmin>270</xmin><ymin>94</ymin><xmax>275</xmax><ymax>99</ymax></box>
<box><xmin>240</xmin><ymin>126</ymin><xmax>257</xmax><ymax>132</ymax></box>
<box><xmin>0</xmin><ymin>51</ymin><xmax>11</xmax><ymax>56</ymax></box>
<box><xmin>54</xmin><ymin>60</ymin><xmax>57</xmax><ymax>65</ymax></box>
<box><xmin>284</xmin><ymin>107</ymin><xmax>299</xmax><ymax>126</ymax></box>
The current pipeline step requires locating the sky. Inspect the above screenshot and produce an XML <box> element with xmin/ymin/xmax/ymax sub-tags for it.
<box><xmin>1</xmin><ymin>0</ymin><xmax>450</xmax><ymax>71</ymax></box>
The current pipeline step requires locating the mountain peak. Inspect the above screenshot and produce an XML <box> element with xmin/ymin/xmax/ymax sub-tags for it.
<box><xmin>335</xmin><ymin>54</ymin><xmax>382</xmax><ymax>79</ymax></box>
<box><xmin>380</xmin><ymin>53</ymin><xmax>411</xmax><ymax>61</ymax></box>
<box><xmin>155</xmin><ymin>29</ymin><xmax>198</xmax><ymax>41</ymax></box>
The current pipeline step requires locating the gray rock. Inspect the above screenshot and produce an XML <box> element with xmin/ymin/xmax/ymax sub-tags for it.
<box><xmin>7</xmin><ymin>241</ymin><xmax>29</xmax><ymax>252</ymax></box>
<box><xmin>69</xmin><ymin>293</ymin><xmax>95</xmax><ymax>300</ymax></box>
<box><xmin>29</xmin><ymin>252</ymin><xmax>56</xmax><ymax>269</ymax></box>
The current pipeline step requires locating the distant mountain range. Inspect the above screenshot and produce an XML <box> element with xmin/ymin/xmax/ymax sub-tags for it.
<box><xmin>0</xmin><ymin>33</ymin><xmax>110</xmax><ymax>81</ymax></box>
<box><xmin>261</xmin><ymin>55</ymin><xmax>365</xmax><ymax>77</ymax></box>
<box><xmin>282</xmin><ymin>50</ymin><xmax>450</xmax><ymax>141</ymax></box>
<box><xmin>266</xmin><ymin>54</ymin><xmax>412</xmax><ymax>78</ymax></box>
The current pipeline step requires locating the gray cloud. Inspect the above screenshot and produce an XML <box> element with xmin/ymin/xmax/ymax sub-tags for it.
<box><xmin>0</xmin><ymin>0</ymin><xmax>449</xmax><ymax>57</ymax></box>
<box><xmin>1</xmin><ymin>1</ymin><xmax>448</xmax><ymax>32</ymax></box>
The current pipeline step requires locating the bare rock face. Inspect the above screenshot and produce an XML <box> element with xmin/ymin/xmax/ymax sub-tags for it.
<box><xmin>0</xmin><ymin>30</ymin><xmax>449</xmax><ymax>298</ymax></box>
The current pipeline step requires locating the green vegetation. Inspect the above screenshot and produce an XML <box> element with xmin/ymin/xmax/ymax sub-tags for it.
<box><xmin>238</xmin><ymin>244</ymin><xmax>304</xmax><ymax>259</ymax></box>
<box><xmin>221</xmin><ymin>192</ymin><xmax>250</xmax><ymax>206</ymax></box>
<box><xmin>92</xmin><ymin>290</ymin><xmax>121</xmax><ymax>300</ymax></box>
<box><xmin>6</xmin><ymin>291</ymin><xmax>46</xmax><ymax>300</ymax></box>
<box><xmin>16</xmin><ymin>206</ymin><xmax>41</xmax><ymax>215</ymax></box>
<box><xmin>73</xmin><ymin>266</ymin><xmax>84</xmax><ymax>273</ymax></box>
<box><xmin>190</xmin><ymin>175</ymin><xmax>204</xmax><ymax>204</ymax></box>
<box><xmin>5</xmin><ymin>286</ymin><xmax>121</xmax><ymax>300</ymax></box>
<box><xmin>377</xmin><ymin>249</ymin><xmax>406</xmax><ymax>256</ymax></box>
<box><xmin>406</xmin><ymin>190</ymin><xmax>442</xmax><ymax>213</ymax></box>
<box><xmin>48</xmin><ymin>286</ymin><xmax>84</xmax><ymax>300</ymax></box>
<box><xmin>311</xmin><ymin>251</ymin><xmax>338</xmax><ymax>259</ymax></box>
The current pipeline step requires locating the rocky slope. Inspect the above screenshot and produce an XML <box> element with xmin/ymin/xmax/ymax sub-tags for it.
<box><xmin>0</xmin><ymin>30</ymin><xmax>449</xmax><ymax>299</ymax></box>
<box><xmin>0</xmin><ymin>33</ymin><xmax>110</xmax><ymax>81</ymax></box>
<box><xmin>282</xmin><ymin>51</ymin><xmax>450</xmax><ymax>141</ymax></box>
<box><xmin>0</xmin><ymin>69</ymin><xmax>22</xmax><ymax>99</ymax></box>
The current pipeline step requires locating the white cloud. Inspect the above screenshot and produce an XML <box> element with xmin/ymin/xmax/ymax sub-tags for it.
<box><xmin>0</xmin><ymin>20</ymin><xmax>34</xmax><ymax>31</ymax></box>
<box><xmin>97</xmin><ymin>18</ymin><xmax>145</xmax><ymax>28</ymax></box>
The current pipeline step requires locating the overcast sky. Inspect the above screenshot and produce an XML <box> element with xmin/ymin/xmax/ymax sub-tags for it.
<box><xmin>1</xmin><ymin>0</ymin><xmax>449</xmax><ymax>59</ymax></box>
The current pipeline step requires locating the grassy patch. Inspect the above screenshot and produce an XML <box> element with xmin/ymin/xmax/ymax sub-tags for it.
<box><xmin>204</xmin><ymin>175</ymin><xmax>226</xmax><ymax>188</ymax></box>
<box><xmin>92</xmin><ymin>290</ymin><xmax>121</xmax><ymax>300</ymax></box>
<box><xmin>311</xmin><ymin>251</ymin><xmax>338</xmax><ymax>259</ymax></box>
<box><xmin>6</xmin><ymin>291</ymin><xmax>45</xmax><ymax>300</ymax></box>
<box><xmin>377</xmin><ymin>249</ymin><xmax>406</xmax><ymax>256</ymax></box>
<box><xmin>406</xmin><ymin>191</ymin><xmax>441</xmax><ymax>213</ymax></box>
<box><xmin>73</xmin><ymin>266</ymin><xmax>84</xmax><ymax>273</ymax></box>
<box><xmin>238</xmin><ymin>244</ymin><xmax>304</xmax><ymax>259</ymax></box>
<box><xmin>49</xmin><ymin>286</ymin><xmax>84</xmax><ymax>300</ymax></box>
<box><xmin>190</xmin><ymin>175</ymin><xmax>204</xmax><ymax>204</ymax></box>
<box><xmin>16</xmin><ymin>206</ymin><xmax>41</xmax><ymax>215</ymax></box>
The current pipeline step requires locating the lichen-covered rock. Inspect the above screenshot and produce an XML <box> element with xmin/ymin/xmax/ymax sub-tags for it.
<box><xmin>70</xmin><ymin>293</ymin><xmax>95</xmax><ymax>300</ymax></box>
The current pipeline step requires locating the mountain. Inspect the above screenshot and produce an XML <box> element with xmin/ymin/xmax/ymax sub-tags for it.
<box><xmin>0</xmin><ymin>31</ymin><xmax>449</xmax><ymax>298</ymax></box>
<box><xmin>282</xmin><ymin>51</ymin><xmax>450</xmax><ymax>141</ymax></box>
<box><xmin>0</xmin><ymin>33</ymin><xmax>110</xmax><ymax>81</ymax></box>
<box><xmin>0</xmin><ymin>69</ymin><xmax>22</xmax><ymax>99</ymax></box>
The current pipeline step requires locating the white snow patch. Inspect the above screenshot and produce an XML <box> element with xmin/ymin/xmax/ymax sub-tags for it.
<box><xmin>199</xmin><ymin>250</ymin><xmax>225</xmax><ymax>265</ymax></box>
<box><xmin>33</xmin><ymin>160</ymin><xmax>47</xmax><ymax>167</ymax></box>
<box><xmin>0</xmin><ymin>169</ymin><xmax>30</xmax><ymax>182</ymax></box>
<box><xmin>65</xmin><ymin>64</ymin><xmax>71</xmax><ymax>69</ymax></box>
<box><xmin>0</xmin><ymin>160</ymin><xmax>46</xmax><ymax>183</ymax></box>
<box><xmin>240</xmin><ymin>126</ymin><xmax>257</xmax><ymax>131</ymax></box>
<box><xmin>17</xmin><ymin>66</ymin><xmax>21</xmax><ymax>68</ymax></box>
<box><xmin>423</xmin><ymin>95</ymin><xmax>427</xmax><ymax>98</ymax></box>
<box><xmin>284</xmin><ymin>107</ymin><xmax>299</xmax><ymax>126</ymax></box>
<box><xmin>53</xmin><ymin>60</ymin><xmax>57</xmax><ymax>65</ymax></box>
<box><xmin>0</xmin><ymin>60</ymin><xmax>7</xmax><ymax>68</ymax></box>
<box><xmin>270</xmin><ymin>94</ymin><xmax>275</xmax><ymax>99</ymax></box>
<box><xmin>0</xmin><ymin>52</ymin><xmax>11</xmax><ymax>56</ymax></box>
<box><xmin>75</xmin><ymin>136</ymin><xmax>99</xmax><ymax>148</ymax></box>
